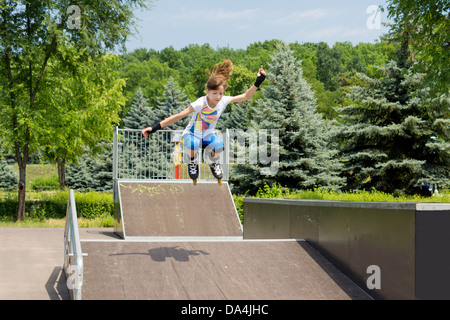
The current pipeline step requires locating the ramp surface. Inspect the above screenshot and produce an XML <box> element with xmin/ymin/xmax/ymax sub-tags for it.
<box><xmin>83</xmin><ymin>181</ymin><xmax>370</xmax><ymax>300</ymax></box>
<box><xmin>80</xmin><ymin>239</ymin><xmax>370</xmax><ymax>300</ymax></box>
<box><xmin>116</xmin><ymin>181</ymin><xmax>242</xmax><ymax>238</ymax></box>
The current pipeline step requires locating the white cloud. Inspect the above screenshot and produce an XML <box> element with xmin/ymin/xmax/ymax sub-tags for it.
<box><xmin>271</xmin><ymin>8</ymin><xmax>330</xmax><ymax>25</ymax></box>
<box><xmin>168</xmin><ymin>7</ymin><xmax>259</xmax><ymax>23</ymax></box>
<box><xmin>305</xmin><ymin>26</ymin><xmax>342</xmax><ymax>39</ymax></box>
<box><xmin>291</xmin><ymin>25</ymin><xmax>381</xmax><ymax>43</ymax></box>
<box><xmin>237</xmin><ymin>24</ymin><xmax>251</xmax><ymax>31</ymax></box>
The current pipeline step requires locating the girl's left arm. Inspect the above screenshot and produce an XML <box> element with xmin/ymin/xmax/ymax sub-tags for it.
<box><xmin>230</xmin><ymin>65</ymin><xmax>266</xmax><ymax>104</ymax></box>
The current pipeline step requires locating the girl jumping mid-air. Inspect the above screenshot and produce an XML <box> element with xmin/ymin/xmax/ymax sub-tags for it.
<box><xmin>142</xmin><ymin>60</ymin><xmax>266</xmax><ymax>182</ymax></box>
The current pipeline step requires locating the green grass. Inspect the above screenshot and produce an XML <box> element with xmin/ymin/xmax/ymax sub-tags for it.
<box><xmin>0</xmin><ymin>217</ymin><xmax>66</xmax><ymax>228</ymax></box>
<box><xmin>0</xmin><ymin>215</ymin><xmax>114</xmax><ymax>228</ymax></box>
<box><xmin>12</xmin><ymin>163</ymin><xmax>58</xmax><ymax>191</ymax></box>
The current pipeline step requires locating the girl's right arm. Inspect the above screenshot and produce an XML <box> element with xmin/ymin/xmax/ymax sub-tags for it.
<box><xmin>142</xmin><ymin>105</ymin><xmax>194</xmax><ymax>138</ymax></box>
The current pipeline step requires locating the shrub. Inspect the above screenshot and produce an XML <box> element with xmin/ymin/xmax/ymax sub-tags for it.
<box><xmin>255</xmin><ymin>183</ymin><xmax>291</xmax><ymax>199</ymax></box>
<box><xmin>0</xmin><ymin>159</ymin><xmax>18</xmax><ymax>191</ymax></box>
<box><xmin>74</xmin><ymin>192</ymin><xmax>114</xmax><ymax>219</ymax></box>
<box><xmin>232</xmin><ymin>194</ymin><xmax>244</xmax><ymax>224</ymax></box>
<box><xmin>0</xmin><ymin>190</ymin><xmax>114</xmax><ymax>220</ymax></box>
<box><xmin>31</xmin><ymin>175</ymin><xmax>59</xmax><ymax>191</ymax></box>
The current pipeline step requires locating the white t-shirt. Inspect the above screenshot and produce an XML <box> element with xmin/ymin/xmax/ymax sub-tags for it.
<box><xmin>182</xmin><ymin>95</ymin><xmax>232</xmax><ymax>139</ymax></box>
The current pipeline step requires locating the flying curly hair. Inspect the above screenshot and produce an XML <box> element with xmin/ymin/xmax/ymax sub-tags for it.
<box><xmin>205</xmin><ymin>60</ymin><xmax>234</xmax><ymax>91</ymax></box>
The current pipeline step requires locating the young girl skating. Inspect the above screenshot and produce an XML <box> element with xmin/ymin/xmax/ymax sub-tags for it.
<box><xmin>142</xmin><ymin>60</ymin><xmax>266</xmax><ymax>183</ymax></box>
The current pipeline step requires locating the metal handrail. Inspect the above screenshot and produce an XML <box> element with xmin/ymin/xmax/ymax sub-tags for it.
<box><xmin>63</xmin><ymin>189</ymin><xmax>84</xmax><ymax>300</ymax></box>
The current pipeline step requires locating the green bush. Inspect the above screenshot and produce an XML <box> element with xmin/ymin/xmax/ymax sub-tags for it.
<box><xmin>74</xmin><ymin>192</ymin><xmax>114</xmax><ymax>219</ymax></box>
<box><xmin>232</xmin><ymin>194</ymin><xmax>244</xmax><ymax>224</ymax></box>
<box><xmin>255</xmin><ymin>183</ymin><xmax>291</xmax><ymax>199</ymax></box>
<box><xmin>31</xmin><ymin>175</ymin><xmax>59</xmax><ymax>190</ymax></box>
<box><xmin>0</xmin><ymin>190</ymin><xmax>114</xmax><ymax>220</ymax></box>
<box><xmin>0</xmin><ymin>159</ymin><xmax>18</xmax><ymax>191</ymax></box>
<box><xmin>0</xmin><ymin>193</ymin><xmax>19</xmax><ymax>219</ymax></box>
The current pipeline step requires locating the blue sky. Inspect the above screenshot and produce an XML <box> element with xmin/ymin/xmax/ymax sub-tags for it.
<box><xmin>126</xmin><ymin>0</ymin><xmax>391</xmax><ymax>51</ymax></box>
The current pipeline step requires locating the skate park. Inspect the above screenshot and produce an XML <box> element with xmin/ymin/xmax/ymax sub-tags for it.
<box><xmin>62</xmin><ymin>129</ymin><xmax>450</xmax><ymax>300</ymax></box>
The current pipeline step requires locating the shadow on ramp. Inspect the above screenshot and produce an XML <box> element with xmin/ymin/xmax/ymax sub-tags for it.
<box><xmin>81</xmin><ymin>240</ymin><xmax>371</xmax><ymax>300</ymax></box>
<box><xmin>111</xmin><ymin>246</ymin><xmax>210</xmax><ymax>262</ymax></box>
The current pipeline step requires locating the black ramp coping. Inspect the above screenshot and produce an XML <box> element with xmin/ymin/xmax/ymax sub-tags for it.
<box><xmin>80</xmin><ymin>240</ymin><xmax>370</xmax><ymax>300</ymax></box>
<box><xmin>118</xmin><ymin>182</ymin><xmax>242</xmax><ymax>237</ymax></box>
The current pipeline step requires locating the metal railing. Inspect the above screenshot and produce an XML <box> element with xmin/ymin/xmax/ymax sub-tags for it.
<box><xmin>113</xmin><ymin>127</ymin><xmax>230</xmax><ymax>182</ymax></box>
<box><xmin>63</xmin><ymin>189</ymin><xmax>84</xmax><ymax>300</ymax></box>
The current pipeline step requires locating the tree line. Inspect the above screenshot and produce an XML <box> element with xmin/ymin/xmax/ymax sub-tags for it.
<box><xmin>117</xmin><ymin>39</ymin><xmax>397</xmax><ymax>122</ymax></box>
<box><xmin>116</xmin><ymin>39</ymin><xmax>448</xmax><ymax>196</ymax></box>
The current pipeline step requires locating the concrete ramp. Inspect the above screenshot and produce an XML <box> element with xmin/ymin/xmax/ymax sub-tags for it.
<box><xmin>80</xmin><ymin>237</ymin><xmax>370</xmax><ymax>300</ymax></box>
<box><xmin>114</xmin><ymin>181</ymin><xmax>242</xmax><ymax>238</ymax></box>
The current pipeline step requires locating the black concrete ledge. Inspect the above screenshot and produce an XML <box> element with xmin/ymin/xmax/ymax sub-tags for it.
<box><xmin>243</xmin><ymin>198</ymin><xmax>450</xmax><ymax>300</ymax></box>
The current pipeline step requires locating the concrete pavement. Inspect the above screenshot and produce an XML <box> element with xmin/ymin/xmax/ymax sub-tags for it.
<box><xmin>0</xmin><ymin>228</ymin><xmax>69</xmax><ymax>300</ymax></box>
<box><xmin>0</xmin><ymin>227</ymin><xmax>128</xmax><ymax>300</ymax></box>
<box><xmin>0</xmin><ymin>227</ymin><xmax>370</xmax><ymax>300</ymax></box>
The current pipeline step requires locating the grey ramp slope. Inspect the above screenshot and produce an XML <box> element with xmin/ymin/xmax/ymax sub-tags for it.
<box><xmin>81</xmin><ymin>240</ymin><xmax>370</xmax><ymax>300</ymax></box>
<box><xmin>118</xmin><ymin>181</ymin><xmax>242</xmax><ymax>237</ymax></box>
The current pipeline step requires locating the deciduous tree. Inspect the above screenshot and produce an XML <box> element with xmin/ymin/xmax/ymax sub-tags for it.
<box><xmin>0</xmin><ymin>0</ymin><xmax>151</xmax><ymax>220</ymax></box>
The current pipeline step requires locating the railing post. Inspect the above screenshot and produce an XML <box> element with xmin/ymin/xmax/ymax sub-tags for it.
<box><xmin>224</xmin><ymin>129</ymin><xmax>230</xmax><ymax>181</ymax></box>
<box><xmin>113</xmin><ymin>126</ymin><xmax>118</xmax><ymax>181</ymax></box>
<box><xmin>64</xmin><ymin>189</ymin><xmax>84</xmax><ymax>300</ymax></box>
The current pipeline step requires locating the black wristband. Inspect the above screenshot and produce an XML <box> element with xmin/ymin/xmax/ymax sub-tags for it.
<box><xmin>254</xmin><ymin>74</ymin><xmax>266</xmax><ymax>88</ymax></box>
<box><xmin>150</xmin><ymin>122</ymin><xmax>161</xmax><ymax>133</ymax></box>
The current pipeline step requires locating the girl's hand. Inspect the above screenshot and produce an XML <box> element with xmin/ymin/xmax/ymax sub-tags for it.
<box><xmin>254</xmin><ymin>65</ymin><xmax>267</xmax><ymax>87</ymax></box>
<box><xmin>142</xmin><ymin>127</ymin><xmax>152</xmax><ymax>138</ymax></box>
<box><xmin>258</xmin><ymin>65</ymin><xmax>266</xmax><ymax>77</ymax></box>
<box><xmin>142</xmin><ymin>122</ymin><xmax>161</xmax><ymax>138</ymax></box>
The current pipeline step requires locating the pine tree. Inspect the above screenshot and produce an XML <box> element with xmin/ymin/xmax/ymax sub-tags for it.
<box><xmin>65</xmin><ymin>149</ymin><xmax>97</xmax><ymax>191</ymax></box>
<box><xmin>118</xmin><ymin>141</ymin><xmax>147</xmax><ymax>180</ymax></box>
<box><xmin>123</xmin><ymin>89</ymin><xmax>157</xmax><ymax>129</ymax></box>
<box><xmin>0</xmin><ymin>158</ymin><xmax>19</xmax><ymax>191</ymax></box>
<box><xmin>218</xmin><ymin>88</ymin><xmax>253</xmax><ymax>131</ymax></box>
<box><xmin>230</xmin><ymin>43</ymin><xmax>345</xmax><ymax>195</ymax></box>
<box><xmin>337</xmin><ymin>60</ymin><xmax>450</xmax><ymax>194</ymax></box>
<box><xmin>155</xmin><ymin>77</ymin><xmax>190</xmax><ymax>130</ymax></box>
<box><xmin>92</xmin><ymin>142</ymin><xmax>113</xmax><ymax>192</ymax></box>
<box><xmin>66</xmin><ymin>143</ymin><xmax>113</xmax><ymax>192</ymax></box>
<box><xmin>121</xmin><ymin>89</ymin><xmax>165</xmax><ymax>178</ymax></box>
<box><xmin>153</xmin><ymin>77</ymin><xmax>190</xmax><ymax>175</ymax></box>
